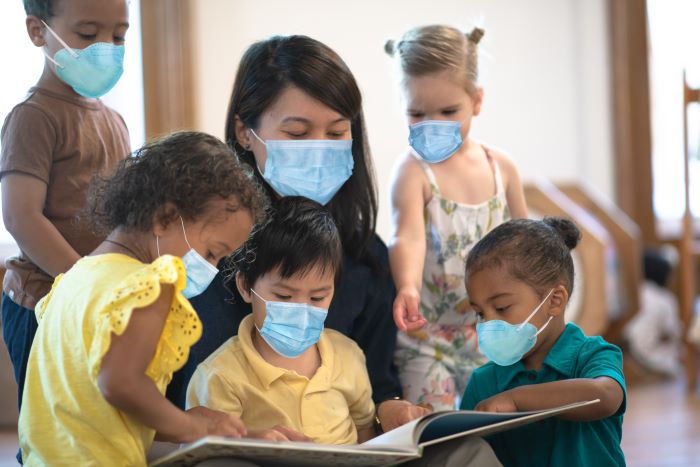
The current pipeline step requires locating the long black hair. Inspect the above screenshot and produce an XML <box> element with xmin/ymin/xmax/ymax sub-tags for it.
<box><xmin>225</xmin><ymin>35</ymin><xmax>378</xmax><ymax>264</ymax></box>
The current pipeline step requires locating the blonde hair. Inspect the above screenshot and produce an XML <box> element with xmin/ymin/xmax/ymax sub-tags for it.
<box><xmin>385</xmin><ymin>25</ymin><xmax>484</xmax><ymax>94</ymax></box>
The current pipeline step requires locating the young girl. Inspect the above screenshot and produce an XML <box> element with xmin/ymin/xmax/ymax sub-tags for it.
<box><xmin>386</xmin><ymin>25</ymin><xmax>528</xmax><ymax>410</ymax></box>
<box><xmin>188</xmin><ymin>196</ymin><xmax>377</xmax><ymax>444</ymax></box>
<box><xmin>19</xmin><ymin>132</ymin><xmax>266</xmax><ymax>465</ymax></box>
<box><xmin>462</xmin><ymin>217</ymin><xmax>626</xmax><ymax>466</ymax></box>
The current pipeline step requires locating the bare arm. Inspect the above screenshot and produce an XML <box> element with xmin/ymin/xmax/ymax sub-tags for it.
<box><xmin>98</xmin><ymin>284</ymin><xmax>245</xmax><ymax>442</ymax></box>
<box><xmin>492</xmin><ymin>151</ymin><xmax>528</xmax><ymax>219</ymax></box>
<box><xmin>388</xmin><ymin>156</ymin><xmax>429</xmax><ymax>331</ymax></box>
<box><xmin>475</xmin><ymin>377</ymin><xmax>624</xmax><ymax>422</ymax></box>
<box><xmin>1</xmin><ymin>173</ymin><xmax>81</xmax><ymax>276</ymax></box>
<box><xmin>357</xmin><ymin>423</ymin><xmax>377</xmax><ymax>443</ymax></box>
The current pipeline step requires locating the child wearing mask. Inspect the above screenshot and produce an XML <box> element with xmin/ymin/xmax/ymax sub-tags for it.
<box><xmin>19</xmin><ymin>132</ymin><xmax>264</xmax><ymax>465</ymax></box>
<box><xmin>187</xmin><ymin>197</ymin><xmax>502</xmax><ymax>467</ymax></box>
<box><xmin>1</xmin><ymin>0</ymin><xmax>131</xmax><ymax>418</ymax></box>
<box><xmin>461</xmin><ymin>217</ymin><xmax>626</xmax><ymax>467</ymax></box>
<box><xmin>385</xmin><ymin>24</ymin><xmax>528</xmax><ymax>410</ymax></box>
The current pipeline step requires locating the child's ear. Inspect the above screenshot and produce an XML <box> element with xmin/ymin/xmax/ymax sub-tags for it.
<box><xmin>152</xmin><ymin>202</ymin><xmax>180</xmax><ymax>237</ymax></box>
<box><xmin>26</xmin><ymin>16</ymin><xmax>46</xmax><ymax>47</ymax></box>
<box><xmin>234</xmin><ymin>116</ymin><xmax>252</xmax><ymax>151</ymax></box>
<box><xmin>235</xmin><ymin>273</ymin><xmax>252</xmax><ymax>304</ymax></box>
<box><xmin>547</xmin><ymin>285</ymin><xmax>569</xmax><ymax>317</ymax></box>
<box><xmin>472</xmin><ymin>86</ymin><xmax>484</xmax><ymax>117</ymax></box>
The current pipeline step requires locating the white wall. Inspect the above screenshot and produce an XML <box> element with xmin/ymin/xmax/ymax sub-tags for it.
<box><xmin>187</xmin><ymin>0</ymin><xmax>613</xmax><ymax>242</ymax></box>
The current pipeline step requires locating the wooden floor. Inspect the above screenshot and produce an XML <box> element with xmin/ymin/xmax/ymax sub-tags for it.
<box><xmin>0</xmin><ymin>377</ymin><xmax>697</xmax><ymax>465</ymax></box>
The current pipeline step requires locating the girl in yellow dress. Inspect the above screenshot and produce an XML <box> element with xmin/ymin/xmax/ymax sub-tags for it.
<box><xmin>19</xmin><ymin>131</ymin><xmax>266</xmax><ymax>466</ymax></box>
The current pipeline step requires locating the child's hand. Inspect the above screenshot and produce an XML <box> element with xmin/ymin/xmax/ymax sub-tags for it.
<box><xmin>377</xmin><ymin>399</ymin><xmax>432</xmax><ymax>433</ymax></box>
<box><xmin>393</xmin><ymin>287</ymin><xmax>427</xmax><ymax>332</ymax></box>
<box><xmin>186</xmin><ymin>406</ymin><xmax>247</xmax><ymax>441</ymax></box>
<box><xmin>248</xmin><ymin>425</ymin><xmax>313</xmax><ymax>442</ymax></box>
<box><xmin>474</xmin><ymin>392</ymin><xmax>518</xmax><ymax>413</ymax></box>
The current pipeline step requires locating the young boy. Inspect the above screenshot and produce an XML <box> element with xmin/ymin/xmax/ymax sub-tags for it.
<box><xmin>1</xmin><ymin>0</ymin><xmax>130</xmax><ymax>412</ymax></box>
<box><xmin>187</xmin><ymin>197</ymin><xmax>377</xmax><ymax>444</ymax></box>
<box><xmin>461</xmin><ymin>218</ymin><xmax>626</xmax><ymax>467</ymax></box>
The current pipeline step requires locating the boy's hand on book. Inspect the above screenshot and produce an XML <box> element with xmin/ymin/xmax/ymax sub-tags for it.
<box><xmin>249</xmin><ymin>425</ymin><xmax>313</xmax><ymax>442</ymax></box>
<box><xmin>377</xmin><ymin>399</ymin><xmax>431</xmax><ymax>433</ymax></box>
<box><xmin>474</xmin><ymin>392</ymin><xmax>518</xmax><ymax>413</ymax></box>
<box><xmin>393</xmin><ymin>287</ymin><xmax>427</xmax><ymax>332</ymax></box>
<box><xmin>186</xmin><ymin>406</ymin><xmax>247</xmax><ymax>441</ymax></box>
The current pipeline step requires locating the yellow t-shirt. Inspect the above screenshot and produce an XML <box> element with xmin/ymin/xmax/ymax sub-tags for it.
<box><xmin>187</xmin><ymin>315</ymin><xmax>375</xmax><ymax>445</ymax></box>
<box><xmin>19</xmin><ymin>253</ymin><xmax>201</xmax><ymax>466</ymax></box>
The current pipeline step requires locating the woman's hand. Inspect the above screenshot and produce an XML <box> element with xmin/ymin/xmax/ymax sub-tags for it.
<box><xmin>377</xmin><ymin>399</ymin><xmax>431</xmax><ymax>433</ymax></box>
<box><xmin>248</xmin><ymin>425</ymin><xmax>313</xmax><ymax>442</ymax></box>
<box><xmin>393</xmin><ymin>287</ymin><xmax>427</xmax><ymax>332</ymax></box>
<box><xmin>474</xmin><ymin>391</ymin><xmax>518</xmax><ymax>413</ymax></box>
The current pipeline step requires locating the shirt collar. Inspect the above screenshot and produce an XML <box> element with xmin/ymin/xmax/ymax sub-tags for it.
<box><xmin>237</xmin><ymin>314</ymin><xmax>334</xmax><ymax>390</ymax></box>
<box><xmin>491</xmin><ymin>323</ymin><xmax>586</xmax><ymax>387</ymax></box>
<box><xmin>541</xmin><ymin>323</ymin><xmax>586</xmax><ymax>377</ymax></box>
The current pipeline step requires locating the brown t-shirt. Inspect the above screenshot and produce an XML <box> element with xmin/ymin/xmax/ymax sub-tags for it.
<box><xmin>0</xmin><ymin>87</ymin><xmax>130</xmax><ymax>309</ymax></box>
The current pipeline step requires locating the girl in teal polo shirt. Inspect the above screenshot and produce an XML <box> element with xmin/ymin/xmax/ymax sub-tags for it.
<box><xmin>461</xmin><ymin>217</ymin><xmax>626</xmax><ymax>467</ymax></box>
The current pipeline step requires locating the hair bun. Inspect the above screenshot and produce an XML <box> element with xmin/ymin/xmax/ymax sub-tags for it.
<box><xmin>467</xmin><ymin>27</ymin><xmax>485</xmax><ymax>45</ymax></box>
<box><xmin>544</xmin><ymin>217</ymin><xmax>581</xmax><ymax>250</ymax></box>
<box><xmin>384</xmin><ymin>39</ymin><xmax>396</xmax><ymax>56</ymax></box>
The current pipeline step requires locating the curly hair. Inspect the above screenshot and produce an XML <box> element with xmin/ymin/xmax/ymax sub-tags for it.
<box><xmin>88</xmin><ymin>131</ymin><xmax>267</xmax><ymax>234</ymax></box>
<box><xmin>465</xmin><ymin>217</ymin><xmax>582</xmax><ymax>296</ymax></box>
<box><xmin>24</xmin><ymin>0</ymin><xmax>56</xmax><ymax>21</ymax></box>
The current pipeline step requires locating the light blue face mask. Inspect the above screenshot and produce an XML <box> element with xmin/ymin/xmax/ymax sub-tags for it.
<box><xmin>476</xmin><ymin>289</ymin><xmax>554</xmax><ymax>366</ymax></box>
<box><xmin>250</xmin><ymin>130</ymin><xmax>354</xmax><ymax>205</ymax></box>
<box><xmin>157</xmin><ymin>217</ymin><xmax>219</xmax><ymax>299</ymax></box>
<box><xmin>251</xmin><ymin>289</ymin><xmax>328</xmax><ymax>358</ymax></box>
<box><xmin>42</xmin><ymin>21</ymin><xmax>125</xmax><ymax>98</ymax></box>
<box><xmin>408</xmin><ymin>120</ymin><xmax>464</xmax><ymax>163</ymax></box>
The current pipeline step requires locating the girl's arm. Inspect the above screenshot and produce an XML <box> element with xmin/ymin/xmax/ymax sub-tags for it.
<box><xmin>98</xmin><ymin>284</ymin><xmax>246</xmax><ymax>442</ymax></box>
<box><xmin>388</xmin><ymin>156</ymin><xmax>429</xmax><ymax>331</ymax></box>
<box><xmin>475</xmin><ymin>377</ymin><xmax>624</xmax><ymax>422</ymax></box>
<box><xmin>492</xmin><ymin>151</ymin><xmax>528</xmax><ymax>219</ymax></box>
<box><xmin>2</xmin><ymin>173</ymin><xmax>81</xmax><ymax>276</ymax></box>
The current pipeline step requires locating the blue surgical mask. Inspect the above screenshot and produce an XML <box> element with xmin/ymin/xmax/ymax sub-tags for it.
<box><xmin>251</xmin><ymin>289</ymin><xmax>328</xmax><ymax>358</ymax></box>
<box><xmin>476</xmin><ymin>289</ymin><xmax>554</xmax><ymax>366</ymax></box>
<box><xmin>42</xmin><ymin>21</ymin><xmax>125</xmax><ymax>98</ymax></box>
<box><xmin>408</xmin><ymin>120</ymin><xmax>464</xmax><ymax>163</ymax></box>
<box><xmin>250</xmin><ymin>130</ymin><xmax>354</xmax><ymax>205</ymax></box>
<box><xmin>157</xmin><ymin>217</ymin><xmax>219</xmax><ymax>299</ymax></box>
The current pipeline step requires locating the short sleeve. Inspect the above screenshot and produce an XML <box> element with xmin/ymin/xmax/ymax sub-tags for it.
<box><xmin>0</xmin><ymin>103</ymin><xmax>57</xmax><ymax>183</ymax></box>
<box><xmin>88</xmin><ymin>255</ymin><xmax>201</xmax><ymax>386</ymax></box>
<box><xmin>345</xmin><ymin>342</ymin><xmax>376</xmax><ymax>429</ymax></box>
<box><xmin>578</xmin><ymin>337</ymin><xmax>627</xmax><ymax>415</ymax></box>
<box><xmin>186</xmin><ymin>361</ymin><xmax>243</xmax><ymax>416</ymax></box>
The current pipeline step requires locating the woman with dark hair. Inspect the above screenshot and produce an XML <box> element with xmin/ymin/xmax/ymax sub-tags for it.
<box><xmin>167</xmin><ymin>35</ymin><xmax>427</xmax><ymax>432</ymax></box>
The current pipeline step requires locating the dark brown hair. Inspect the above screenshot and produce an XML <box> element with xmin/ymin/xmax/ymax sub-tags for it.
<box><xmin>24</xmin><ymin>0</ymin><xmax>56</xmax><ymax>20</ymax></box>
<box><xmin>224</xmin><ymin>35</ymin><xmax>378</xmax><ymax>264</ymax></box>
<box><xmin>465</xmin><ymin>217</ymin><xmax>582</xmax><ymax>295</ymax></box>
<box><xmin>88</xmin><ymin>131</ymin><xmax>266</xmax><ymax>233</ymax></box>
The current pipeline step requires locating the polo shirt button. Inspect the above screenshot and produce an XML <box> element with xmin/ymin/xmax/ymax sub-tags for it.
<box><xmin>527</xmin><ymin>373</ymin><xmax>536</xmax><ymax>381</ymax></box>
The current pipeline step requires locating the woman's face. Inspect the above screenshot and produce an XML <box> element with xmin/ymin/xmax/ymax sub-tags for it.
<box><xmin>236</xmin><ymin>85</ymin><xmax>352</xmax><ymax>173</ymax></box>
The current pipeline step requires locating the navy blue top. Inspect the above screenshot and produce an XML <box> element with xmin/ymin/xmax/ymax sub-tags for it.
<box><xmin>166</xmin><ymin>234</ymin><xmax>402</xmax><ymax>408</ymax></box>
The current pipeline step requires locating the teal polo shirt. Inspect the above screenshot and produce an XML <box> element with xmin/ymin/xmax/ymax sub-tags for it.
<box><xmin>460</xmin><ymin>323</ymin><xmax>626</xmax><ymax>467</ymax></box>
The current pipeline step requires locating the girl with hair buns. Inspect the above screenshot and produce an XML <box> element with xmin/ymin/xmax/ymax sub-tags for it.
<box><xmin>386</xmin><ymin>25</ymin><xmax>528</xmax><ymax>410</ymax></box>
<box><xmin>461</xmin><ymin>217</ymin><xmax>626</xmax><ymax>466</ymax></box>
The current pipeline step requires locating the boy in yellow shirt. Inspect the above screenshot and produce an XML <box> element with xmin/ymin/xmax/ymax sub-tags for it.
<box><xmin>188</xmin><ymin>197</ymin><xmax>378</xmax><ymax>444</ymax></box>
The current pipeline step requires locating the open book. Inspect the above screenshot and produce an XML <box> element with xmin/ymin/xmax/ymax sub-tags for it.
<box><xmin>150</xmin><ymin>399</ymin><xmax>599</xmax><ymax>467</ymax></box>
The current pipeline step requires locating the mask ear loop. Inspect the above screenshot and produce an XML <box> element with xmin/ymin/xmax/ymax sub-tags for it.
<box><xmin>40</xmin><ymin>20</ymin><xmax>79</xmax><ymax>68</ymax></box>
<box><xmin>248</xmin><ymin>129</ymin><xmax>268</xmax><ymax>175</ymax></box>
<box><xmin>517</xmin><ymin>289</ymin><xmax>554</xmax><ymax>331</ymax></box>
<box><xmin>179</xmin><ymin>216</ymin><xmax>193</xmax><ymax>250</ymax></box>
<box><xmin>155</xmin><ymin>235</ymin><xmax>161</xmax><ymax>257</ymax></box>
<box><xmin>250</xmin><ymin>288</ymin><xmax>267</xmax><ymax>303</ymax></box>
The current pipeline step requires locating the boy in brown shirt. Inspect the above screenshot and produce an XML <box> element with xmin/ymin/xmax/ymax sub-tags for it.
<box><xmin>0</xmin><ymin>0</ymin><xmax>131</xmax><ymax>418</ymax></box>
